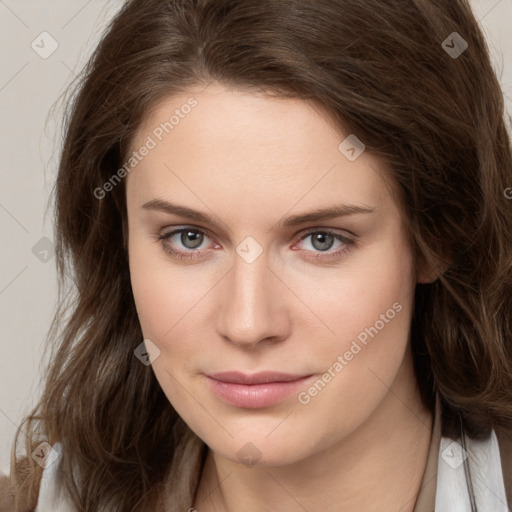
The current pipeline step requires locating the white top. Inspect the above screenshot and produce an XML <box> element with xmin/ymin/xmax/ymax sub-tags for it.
<box><xmin>35</xmin><ymin>443</ymin><xmax>74</xmax><ymax>512</ymax></box>
<box><xmin>436</xmin><ymin>430</ymin><xmax>508</xmax><ymax>512</ymax></box>
<box><xmin>36</xmin><ymin>433</ymin><xmax>508</xmax><ymax>511</ymax></box>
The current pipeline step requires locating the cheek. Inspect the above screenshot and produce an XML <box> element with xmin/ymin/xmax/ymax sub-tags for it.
<box><xmin>314</xmin><ymin>234</ymin><xmax>416</xmax><ymax>404</ymax></box>
<box><xmin>128</xmin><ymin>236</ymin><xmax>214</xmax><ymax>367</ymax></box>
<box><xmin>302</xmin><ymin>232</ymin><xmax>415</xmax><ymax>354</ymax></box>
<box><xmin>297</xmin><ymin>235</ymin><xmax>416</xmax><ymax>422</ymax></box>
<box><xmin>128</xmin><ymin>233</ymin><xmax>178</xmax><ymax>343</ymax></box>
<box><xmin>128</xmin><ymin>246</ymin><xmax>169</xmax><ymax>339</ymax></box>
<box><xmin>128</xmin><ymin>244</ymin><xmax>204</xmax><ymax>411</ymax></box>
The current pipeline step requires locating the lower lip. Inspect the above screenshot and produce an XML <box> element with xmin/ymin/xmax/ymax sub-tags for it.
<box><xmin>206</xmin><ymin>375</ymin><xmax>314</xmax><ymax>408</ymax></box>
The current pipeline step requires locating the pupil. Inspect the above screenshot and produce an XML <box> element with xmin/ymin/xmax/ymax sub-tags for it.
<box><xmin>182</xmin><ymin>231</ymin><xmax>202</xmax><ymax>249</ymax></box>
<box><xmin>313</xmin><ymin>233</ymin><xmax>333</xmax><ymax>251</ymax></box>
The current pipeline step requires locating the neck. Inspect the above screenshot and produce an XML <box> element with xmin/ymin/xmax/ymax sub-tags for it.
<box><xmin>193</xmin><ymin>357</ymin><xmax>434</xmax><ymax>512</ymax></box>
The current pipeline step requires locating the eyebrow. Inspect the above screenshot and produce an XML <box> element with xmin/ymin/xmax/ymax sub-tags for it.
<box><xmin>141</xmin><ymin>199</ymin><xmax>376</xmax><ymax>229</ymax></box>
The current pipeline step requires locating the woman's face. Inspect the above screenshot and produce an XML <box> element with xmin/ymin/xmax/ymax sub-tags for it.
<box><xmin>126</xmin><ymin>83</ymin><xmax>421</xmax><ymax>466</ymax></box>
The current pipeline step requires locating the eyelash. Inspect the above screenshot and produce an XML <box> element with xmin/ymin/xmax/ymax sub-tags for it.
<box><xmin>156</xmin><ymin>227</ymin><xmax>356</xmax><ymax>262</ymax></box>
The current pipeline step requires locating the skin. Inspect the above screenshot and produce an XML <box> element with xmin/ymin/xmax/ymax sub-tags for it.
<box><xmin>125</xmin><ymin>83</ymin><xmax>435</xmax><ymax>512</ymax></box>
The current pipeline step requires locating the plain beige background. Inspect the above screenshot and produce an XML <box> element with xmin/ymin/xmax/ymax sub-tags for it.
<box><xmin>1</xmin><ymin>0</ymin><xmax>511</xmax><ymax>476</ymax></box>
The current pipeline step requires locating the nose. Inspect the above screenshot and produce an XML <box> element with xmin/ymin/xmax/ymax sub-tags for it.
<box><xmin>216</xmin><ymin>249</ymin><xmax>290</xmax><ymax>348</ymax></box>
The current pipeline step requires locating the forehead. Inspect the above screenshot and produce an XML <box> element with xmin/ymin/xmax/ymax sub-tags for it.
<box><xmin>126</xmin><ymin>84</ymin><xmax>395</xmax><ymax>221</ymax></box>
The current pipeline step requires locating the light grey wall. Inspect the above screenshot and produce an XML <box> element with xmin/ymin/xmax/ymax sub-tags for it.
<box><xmin>1</xmin><ymin>0</ymin><xmax>511</xmax><ymax>476</ymax></box>
<box><xmin>0</xmin><ymin>0</ymin><xmax>125</xmax><ymax>475</ymax></box>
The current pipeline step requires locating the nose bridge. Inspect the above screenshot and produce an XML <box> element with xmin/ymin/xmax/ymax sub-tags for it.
<box><xmin>217</xmin><ymin>246</ymin><xmax>283</xmax><ymax>346</ymax></box>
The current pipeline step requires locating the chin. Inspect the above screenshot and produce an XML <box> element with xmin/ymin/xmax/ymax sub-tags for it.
<box><xmin>207</xmin><ymin>433</ymin><xmax>318</xmax><ymax>468</ymax></box>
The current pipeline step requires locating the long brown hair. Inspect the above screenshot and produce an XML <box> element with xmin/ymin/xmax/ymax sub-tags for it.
<box><xmin>2</xmin><ymin>0</ymin><xmax>512</xmax><ymax>510</ymax></box>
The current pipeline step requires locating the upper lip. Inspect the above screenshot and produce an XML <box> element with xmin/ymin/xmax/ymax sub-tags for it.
<box><xmin>207</xmin><ymin>371</ymin><xmax>312</xmax><ymax>385</ymax></box>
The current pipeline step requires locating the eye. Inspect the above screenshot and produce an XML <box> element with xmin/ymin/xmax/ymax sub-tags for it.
<box><xmin>293</xmin><ymin>229</ymin><xmax>356</xmax><ymax>261</ymax></box>
<box><xmin>157</xmin><ymin>227</ymin><xmax>356</xmax><ymax>261</ymax></box>
<box><xmin>158</xmin><ymin>227</ymin><xmax>214</xmax><ymax>259</ymax></box>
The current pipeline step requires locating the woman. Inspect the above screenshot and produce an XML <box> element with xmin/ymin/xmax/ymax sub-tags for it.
<box><xmin>1</xmin><ymin>0</ymin><xmax>511</xmax><ymax>510</ymax></box>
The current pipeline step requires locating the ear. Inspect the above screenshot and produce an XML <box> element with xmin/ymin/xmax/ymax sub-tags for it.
<box><xmin>416</xmin><ymin>269</ymin><xmax>438</xmax><ymax>284</ymax></box>
<box><xmin>416</xmin><ymin>254</ymin><xmax>450</xmax><ymax>284</ymax></box>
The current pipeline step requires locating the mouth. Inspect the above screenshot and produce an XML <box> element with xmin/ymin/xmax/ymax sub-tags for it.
<box><xmin>205</xmin><ymin>371</ymin><xmax>315</xmax><ymax>408</ymax></box>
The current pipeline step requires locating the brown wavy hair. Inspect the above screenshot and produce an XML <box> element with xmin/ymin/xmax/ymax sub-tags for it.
<box><xmin>1</xmin><ymin>0</ymin><xmax>512</xmax><ymax>510</ymax></box>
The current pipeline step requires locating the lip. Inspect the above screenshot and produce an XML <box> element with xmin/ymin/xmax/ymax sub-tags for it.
<box><xmin>208</xmin><ymin>371</ymin><xmax>311</xmax><ymax>385</ymax></box>
<box><xmin>206</xmin><ymin>371</ymin><xmax>315</xmax><ymax>408</ymax></box>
